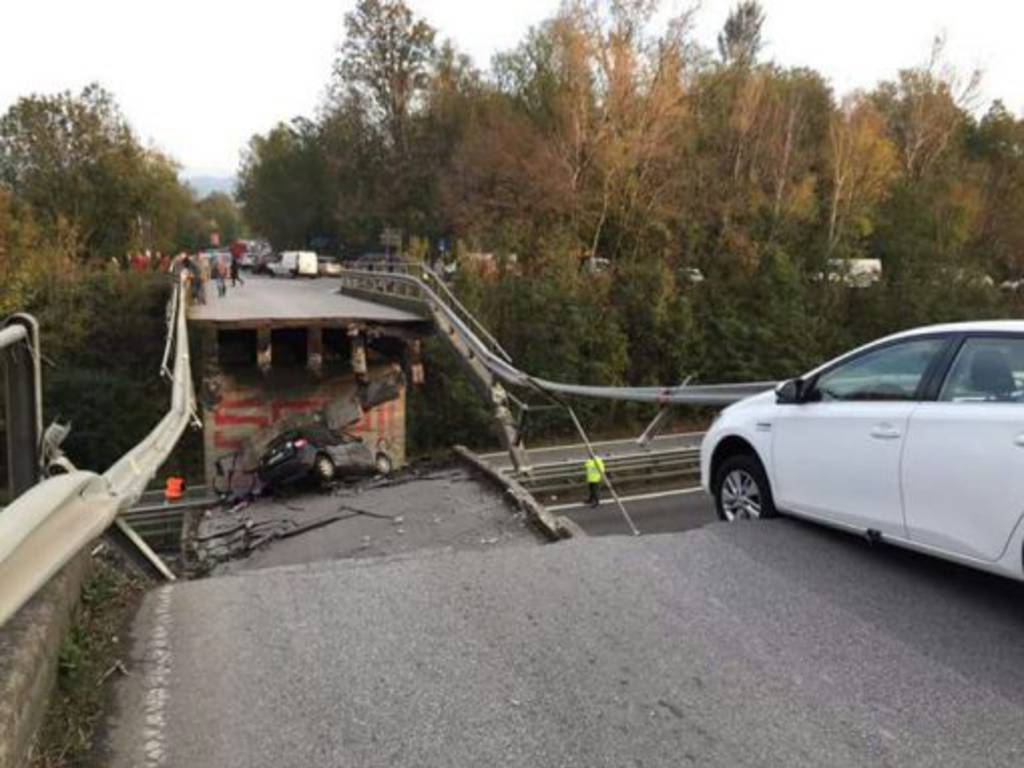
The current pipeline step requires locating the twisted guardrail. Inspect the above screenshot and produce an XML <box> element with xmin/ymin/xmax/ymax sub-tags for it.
<box><xmin>339</xmin><ymin>263</ymin><xmax>777</xmax><ymax>406</ymax></box>
<box><xmin>0</xmin><ymin>279</ymin><xmax>195</xmax><ymax>627</ymax></box>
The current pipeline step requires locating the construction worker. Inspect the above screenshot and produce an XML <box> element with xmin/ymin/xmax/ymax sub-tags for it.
<box><xmin>584</xmin><ymin>454</ymin><xmax>606</xmax><ymax>507</ymax></box>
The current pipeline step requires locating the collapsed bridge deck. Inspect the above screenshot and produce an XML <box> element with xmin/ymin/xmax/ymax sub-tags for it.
<box><xmin>187</xmin><ymin>275</ymin><xmax>433</xmax><ymax>487</ymax></box>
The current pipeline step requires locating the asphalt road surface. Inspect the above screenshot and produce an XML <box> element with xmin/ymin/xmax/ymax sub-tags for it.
<box><xmin>554</xmin><ymin>488</ymin><xmax>716</xmax><ymax>537</ymax></box>
<box><xmin>188</xmin><ymin>274</ymin><xmax>424</xmax><ymax>325</ymax></box>
<box><xmin>104</xmin><ymin>519</ymin><xmax>1024</xmax><ymax>767</ymax></box>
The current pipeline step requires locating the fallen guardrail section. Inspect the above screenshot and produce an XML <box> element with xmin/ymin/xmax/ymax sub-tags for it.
<box><xmin>341</xmin><ymin>263</ymin><xmax>769</xmax><ymax>535</ymax></box>
<box><xmin>0</xmin><ymin>280</ymin><xmax>196</xmax><ymax>628</ymax></box>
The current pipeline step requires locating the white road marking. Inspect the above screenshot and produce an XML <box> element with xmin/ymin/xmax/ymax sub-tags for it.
<box><xmin>142</xmin><ymin>585</ymin><xmax>174</xmax><ymax>767</ymax></box>
<box><xmin>478</xmin><ymin>432</ymin><xmax>706</xmax><ymax>461</ymax></box>
<box><xmin>546</xmin><ymin>487</ymin><xmax>706</xmax><ymax>512</ymax></box>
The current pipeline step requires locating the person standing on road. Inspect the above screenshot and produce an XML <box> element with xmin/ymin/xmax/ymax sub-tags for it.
<box><xmin>215</xmin><ymin>255</ymin><xmax>228</xmax><ymax>298</ymax></box>
<box><xmin>198</xmin><ymin>251</ymin><xmax>211</xmax><ymax>302</ymax></box>
<box><xmin>182</xmin><ymin>253</ymin><xmax>203</xmax><ymax>304</ymax></box>
<box><xmin>230</xmin><ymin>253</ymin><xmax>243</xmax><ymax>287</ymax></box>
<box><xmin>584</xmin><ymin>454</ymin><xmax>606</xmax><ymax>507</ymax></box>
<box><xmin>229</xmin><ymin>240</ymin><xmax>246</xmax><ymax>287</ymax></box>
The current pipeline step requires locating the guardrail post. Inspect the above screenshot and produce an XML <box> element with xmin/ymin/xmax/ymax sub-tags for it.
<box><xmin>2</xmin><ymin>316</ymin><xmax>42</xmax><ymax>498</ymax></box>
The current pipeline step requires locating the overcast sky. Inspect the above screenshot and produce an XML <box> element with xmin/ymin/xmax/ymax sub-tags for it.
<box><xmin>2</xmin><ymin>1</ymin><xmax>1021</xmax><ymax>178</ymax></box>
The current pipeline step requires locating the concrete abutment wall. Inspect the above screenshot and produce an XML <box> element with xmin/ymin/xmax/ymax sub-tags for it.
<box><xmin>195</xmin><ymin>319</ymin><xmax>427</xmax><ymax>487</ymax></box>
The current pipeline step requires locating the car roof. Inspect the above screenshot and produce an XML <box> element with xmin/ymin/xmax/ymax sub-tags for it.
<box><xmin>886</xmin><ymin>320</ymin><xmax>1024</xmax><ymax>341</ymax></box>
<box><xmin>802</xmin><ymin>321</ymin><xmax>1024</xmax><ymax>380</ymax></box>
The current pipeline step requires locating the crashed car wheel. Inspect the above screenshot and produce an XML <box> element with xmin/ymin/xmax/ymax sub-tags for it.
<box><xmin>375</xmin><ymin>453</ymin><xmax>393</xmax><ymax>476</ymax></box>
<box><xmin>314</xmin><ymin>453</ymin><xmax>336</xmax><ymax>483</ymax></box>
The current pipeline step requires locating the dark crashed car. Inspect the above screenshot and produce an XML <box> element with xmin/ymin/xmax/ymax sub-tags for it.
<box><xmin>257</xmin><ymin>426</ymin><xmax>393</xmax><ymax>488</ymax></box>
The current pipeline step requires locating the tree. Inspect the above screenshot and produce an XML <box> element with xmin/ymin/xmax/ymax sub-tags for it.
<box><xmin>197</xmin><ymin>192</ymin><xmax>243</xmax><ymax>244</ymax></box>
<box><xmin>827</xmin><ymin>95</ymin><xmax>899</xmax><ymax>254</ymax></box>
<box><xmin>718</xmin><ymin>1</ymin><xmax>765</xmax><ymax>68</ymax></box>
<box><xmin>872</xmin><ymin>36</ymin><xmax>980</xmax><ymax>180</ymax></box>
<box><xmin>0</xmin><ymin>84</ymin><xmax>192</xmax><ymax>259</ymax></box>
<box><xmin>237</xmin><ymin>119</ymin><xmax>328</xmax><ymax>248</ymax></box>
<box><xmin>333</xmin><ymin>0</ymin><xmax>436</xmax><ymax>156</ymax></box>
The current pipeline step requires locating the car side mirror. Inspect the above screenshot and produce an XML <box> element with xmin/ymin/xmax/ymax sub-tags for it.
<box><xmin>775</xmin><ymin>378</ymin><xmax>803</xmax><ymax>405</ymax></box>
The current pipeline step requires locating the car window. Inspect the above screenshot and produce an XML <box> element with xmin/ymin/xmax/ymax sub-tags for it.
<box><xmin>939</xmin><ymin>337</ymin><xmax>1024</xmax><ymax>402</ymax></box>
<box><xmin>812</xmin><ymin>338</ymin><xmax>945</xmax><ymax>402</ymax></box>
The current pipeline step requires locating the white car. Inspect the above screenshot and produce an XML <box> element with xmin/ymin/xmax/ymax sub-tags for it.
<box><xmin>701</xmin><ymin>321</ymin><xmax>1024</xmax><ymax>581</ymax></box>
<box><xmin>317</xmin><ymin>256</ymin><xmax>343</xmax><ymax>277</ymax></box>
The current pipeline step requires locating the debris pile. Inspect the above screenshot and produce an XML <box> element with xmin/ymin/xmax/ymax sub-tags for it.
<box><xmin>188</xmin><ymin>465</ymin><xmax>540</xmax><ymax>575</ymax></box>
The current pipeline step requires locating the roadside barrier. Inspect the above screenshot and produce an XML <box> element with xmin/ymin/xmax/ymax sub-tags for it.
<box><xmin>0</xmin><ymin>280</ymin><xmax>196</xmax><ymax>627</ymax></box>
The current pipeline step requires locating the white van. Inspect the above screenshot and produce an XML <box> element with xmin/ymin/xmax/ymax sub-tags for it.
<box><xmin>269</xmin><ymin>251</ymin><xmax>319</xmax><ymax>278</ymax></box>
<box><xmin>295</xmin><ymin>251</ymin><xmax>319</xmax><ymax>278</ymax></box>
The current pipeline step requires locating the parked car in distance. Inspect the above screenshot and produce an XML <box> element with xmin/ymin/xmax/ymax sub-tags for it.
<box><xmin>702</xmin><ymin>321</ymin><xmax>1024</xmax><ymax>582</ymax></box>
<box><xmin>264</xmin><ymin>255</ymin><xmax>293</xmax><ymax>277</ymax></box>
<box><xmin>257</xmin><ymin>425</ymin><xmax>393</xmax><ymax>489</ymax></box>
<box><xmin>318</xmin><ymin>256</ymin><xmax>343</xmax><ymax>277</ymax></box>
<box><xmin>266</xmin><ymin>251</ymin><xmax>319</xmax><ymax>278</ymax></box>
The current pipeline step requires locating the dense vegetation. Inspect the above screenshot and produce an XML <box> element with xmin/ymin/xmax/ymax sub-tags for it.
<box><xmin>0</xmin><ymin>86</ymin><xmax>236</xmax><ymax>478</ymax></box>
<box><xmin>241</xmin><ymin>0</ymin><xmax>1024</xmax><ymax>451</ymax></box>
<box><xmin>4</xmin><ymin>0</ymin><xmax>1024</xmax><ymax>468</ymax></box>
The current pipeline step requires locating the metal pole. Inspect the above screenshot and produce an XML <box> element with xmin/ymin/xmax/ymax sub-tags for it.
<box><xmin>2</xmin><ymin>317</ymin><xmax>41</xmax><ymax>498</ymax></box>
<box><xmin>563</xmin><ymin>405</ymin><xmax>641</xmax><ymax>537</ymax></box>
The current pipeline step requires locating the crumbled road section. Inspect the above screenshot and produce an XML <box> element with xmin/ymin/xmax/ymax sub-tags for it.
<box><xmin>190</xmin><ymin>465</ymin><xmax>541</xmax><ymax>574</ymax></box>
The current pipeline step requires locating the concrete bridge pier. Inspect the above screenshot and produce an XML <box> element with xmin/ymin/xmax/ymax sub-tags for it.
<box><xmin>188</xmin><ymin>278</ymin><xmax>433</xmax><ymax>489</ymax></box>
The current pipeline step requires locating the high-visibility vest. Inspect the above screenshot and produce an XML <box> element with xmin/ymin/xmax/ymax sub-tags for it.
<box><xmin>584</xmin><ymin>457</ymin><xmax>606</xmax><ymax>483</ymax></box>
<box><xmin>165</xmin><ymin>476</ymin><xmax>184</xmax><ymax>501</ymax></box>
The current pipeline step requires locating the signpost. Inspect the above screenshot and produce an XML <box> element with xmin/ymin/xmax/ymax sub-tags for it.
<box><xmin>380</xmin><ymin>227</ymin><xmax>402</xmax><ymax>257</ymax></box>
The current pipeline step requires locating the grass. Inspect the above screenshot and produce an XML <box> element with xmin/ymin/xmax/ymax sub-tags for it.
<box><xmin>28</xmin><ymin>550</ymin><xmax>145</xmax><ymax>768</ymax></box>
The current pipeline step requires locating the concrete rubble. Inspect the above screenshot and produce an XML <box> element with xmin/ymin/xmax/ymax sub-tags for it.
<box><xmin>190</xmin><ymin>464</ymin><xmax>542</xmax><ymax>574</ymax></box>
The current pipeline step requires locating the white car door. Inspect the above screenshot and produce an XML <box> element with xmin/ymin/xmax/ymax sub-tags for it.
<box><xmin>902</xmin><ymin>335</ymin><xmax>1024</xmax><ymax>561</ymax></box>
<box><xmin>771</xmin><ymin>337</ymin><xmax>947</xmax><ymax>536</ymax></box>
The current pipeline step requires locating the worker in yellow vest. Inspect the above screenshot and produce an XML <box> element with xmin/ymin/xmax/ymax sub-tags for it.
<box><xmin>584</xmin><ymin>454</ymin><xmax>606</xmax><ymax>507</ymax></box>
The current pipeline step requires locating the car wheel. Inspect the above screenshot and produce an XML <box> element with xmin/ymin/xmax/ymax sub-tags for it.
<box><xmin>314</xmin><ymin>453</ymin><xmax>336</xmax><ymax>483</ymax></box>
<box><xmin>714</xmin><ymin>453</ymin><xmax>776</xmax><ymax>521</ymax></box>
<box><xmin>374</xmin><ymin>453</ymin><xmax>393</xmax><ymax>475</ymax></box>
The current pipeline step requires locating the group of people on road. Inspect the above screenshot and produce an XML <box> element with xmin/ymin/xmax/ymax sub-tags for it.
<box><xmin>175</xmin><ymin>249</ymin><xmax>245</xmax><ymax>305</ymax></box>
<box><xmin>110</xmin><ymin>250</ymin><xmax>174</xmax><ymax>273</ymax></box>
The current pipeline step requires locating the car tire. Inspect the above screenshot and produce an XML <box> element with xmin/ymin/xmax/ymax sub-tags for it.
<box><xmin>713</xmin><ymin>453</ymin><xmax>777</xmax><ymax>522</ymax></box>
<box><xmin>374</xmin><ymin>453</ymin><xmax>393</xmax><ymax>476</ymax></box>
<box><xmin>314</xmin><ymin>453</ymin><xmax>336</xmax><ymax>483</ymax></box>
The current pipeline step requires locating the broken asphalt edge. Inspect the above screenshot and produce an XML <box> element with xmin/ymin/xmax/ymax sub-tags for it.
<box><xmin>452</xmin><ymin>446</ymin><xmax>581</xmax><ymax>541</ymax></box>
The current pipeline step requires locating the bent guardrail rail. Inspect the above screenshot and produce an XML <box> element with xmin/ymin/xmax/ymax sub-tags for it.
<box><xmin>0</xmin><ymin>280</ymin><xmax>195</xmax><ymax>627</ymax></box>
<box><xmin>339</xmin><ymin>264</ymin><xmax>777</xmax><ymax>406</ymax></box>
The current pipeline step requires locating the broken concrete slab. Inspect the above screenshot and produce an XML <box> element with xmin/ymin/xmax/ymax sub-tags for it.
<box><xmin>191</xmin><ymin>466</ymin><xmax>543</xmax><ymax>574</ymax></box>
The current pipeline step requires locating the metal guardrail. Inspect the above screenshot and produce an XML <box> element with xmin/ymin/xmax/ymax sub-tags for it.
<box><xmin>339</xmin><ymin>264</ymin><xmax>777</xmax><ymax>406</ymax></box>
<box><xmin>0</xmin><ymin>280</ymin><xmax>196</xmax><ymax>627</ymax></box>
<box><xmin>122</xmin><ymin>486</ymin><xmax>217</xmax><ymax>552</ymax></box>
<box><xmin>516</xmin><ymin>448</ymin><xmax>701</xmax><ymax>495</ymax></box>
<box><xmin>1</xmin><ymin>314</ymin><xmax>43</xmax><ymax>496</ymax></box>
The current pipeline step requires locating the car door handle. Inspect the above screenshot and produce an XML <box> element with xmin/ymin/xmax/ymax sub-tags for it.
<box><xmin>1014</xmin><ymin>433</ymin><xmax>1024</xmax><ymax>448</ymax></box>
<box><xmin>870</xmin><ymin>424</ymin><xmax>902</xmax><ymax>440</ymax></box>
